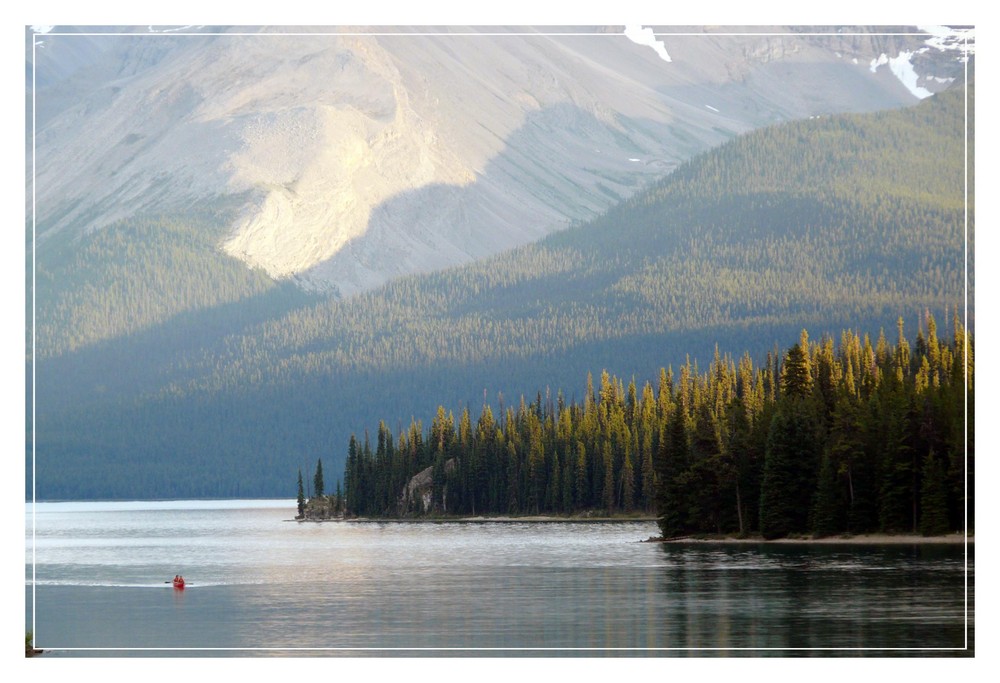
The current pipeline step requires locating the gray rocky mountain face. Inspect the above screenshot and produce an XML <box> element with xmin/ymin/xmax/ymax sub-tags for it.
<box><xmin>29</xmin><ymin>26</ymin><xmax>968</xmax><ymax>297</ymax></box>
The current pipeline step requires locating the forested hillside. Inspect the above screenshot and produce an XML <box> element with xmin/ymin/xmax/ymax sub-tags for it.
<box><xmin>33</xmin><ymin>211</ymin><xmax>312</xmax><ymax>360</ymax></box>
<box><xmin>337</xmin><ymin>316</ymin><xmax>972</xmax><ymax>537</ymax></box>
<box><xmin>31</xmin><ymin>84</ymin><xmax>972</xmax><ymax>500</ymax></box>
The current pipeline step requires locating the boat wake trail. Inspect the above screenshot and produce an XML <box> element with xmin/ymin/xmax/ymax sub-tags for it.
<box><xmin>25</xmin><ymin>579</ymin><xmax>252</xmax><ymax>588</ymax></box>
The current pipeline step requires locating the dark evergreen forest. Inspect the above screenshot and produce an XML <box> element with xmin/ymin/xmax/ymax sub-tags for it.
<box><xmin>29</xmin><ymin>84</ymin><xmax>972</xmax><ymax>500</ymax></box>
<box><xmin>337</xmin><ymin>316</ymin><xmax>972</xmax><ymax>537</ymax></box>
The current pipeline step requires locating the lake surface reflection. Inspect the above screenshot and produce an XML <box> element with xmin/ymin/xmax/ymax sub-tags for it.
<box><xmin>25</xmin><ymin>500</ymin><xmax>973</xmax><ymax>656</ymax></box>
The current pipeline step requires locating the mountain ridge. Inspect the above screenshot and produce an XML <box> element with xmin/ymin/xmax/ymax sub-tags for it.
<box><xmin>31</xmin><ymin>26</ymin><xmax>964</xmax><ymax>300</ymax></box>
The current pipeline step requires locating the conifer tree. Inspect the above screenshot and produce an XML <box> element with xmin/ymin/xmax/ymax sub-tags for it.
<box><xmin>760</xmin><ymin>404</ymin><xmax>809</xmax><ymax>539</ymax></box>
<box><xmin>760</xmin><ymin>339</ymin><xmax>820</xmax><ymax>540</ymax></box>
<box><xmin>575</xmin><ymin>442</ymin><xmax>589</xmax><ymax>509</ymax></box>
<box><xmin>780</xmin><ymin>334</ymin><xmax>813</xmax><ymax>398</ymax></box>
<box><xmin>919</xmin><ymin>450</ymin><xmax>950</xmax><ymax>536</ymax></box>
<box><xmin>296</xmin><ymin>469</ymin><xmax>305</xmax><ymax>519</ymax></box>
<box><xmin>622</xmin><ymin>450</ymin><xmax>635</xmax><ymax>512</ymax></box>
<box><xmin>313</xmin><ymin>458</ymin><xmax>325</xmax><ymax>499</ymax></box>
<box><xmin>812</xmin><ymin>450</ymin><xmax>845</xmax><ymax>537</ymax></box>
<box><xmin>689</xmin><ymin>401</ymin><xmax>724</xmax><ymax>532</ymax></box>
<box><xmin>877</xmin><ymin>392</ymin><xmax>915</xmax><ymax>533</ymax></box>
<box><xmin>655</xmin><ymin>404</ymin><xmax>690</xmax><ymax>538</ymax></box>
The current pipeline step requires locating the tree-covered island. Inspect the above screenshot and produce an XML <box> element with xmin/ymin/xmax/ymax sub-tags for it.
<box><xmin>297</xmin><ymin>314</ymin><xmax>971</xmax><ymax>540</ymax></box>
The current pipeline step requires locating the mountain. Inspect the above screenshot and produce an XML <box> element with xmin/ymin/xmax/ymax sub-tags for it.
<box><xmin>31</xmin><ymin>25</ymin><xmax>965</xmax><ymax>312</ymax></box>
<box><xmin>29</xmin><ymin>75</ymin><xmax>973</xmax><ymax>500</ymax></box>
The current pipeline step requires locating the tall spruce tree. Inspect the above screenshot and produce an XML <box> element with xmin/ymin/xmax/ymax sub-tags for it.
<box><xmin>313</xmin><ymin>458</ymin><xmax>325</xmax><ymax>499</ymax></box>
<box><xmin>760</xmin><ymin>341</ymin><xmax>820</xmax><ymax>539</ymax></box>
<box><xmin>759</xmin><ymin>400</ymin><xmax>818</xmax><ymax>539</ymax></box>
<box><xmin>296</xmin><ymin>469</ymin><xmax>305</xmax><ymax>519</ymax></box>
<box><xmin>780</xmin><ymin>335</ymin><xmax>813</xmax><ymax>399</ymax></box>
<box><xmin>655</xmin><ymin>403</ymin><xmax>690</xmax><ymax>538</ymax></box>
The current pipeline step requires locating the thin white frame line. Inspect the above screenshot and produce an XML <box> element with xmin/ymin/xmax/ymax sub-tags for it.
<box><xmin>31</xmin><ymin>30</ymin><xmax>38</xmax><ymax>646</ymax></box>
<box><xmin>28</xmin><ymin>27</ymin><xmax>974</xmax><ymax>655</ymax></box>
<box><xmin>58</xmin><ymin>33</ymin><xmax>616</xmax><ymax>37</ymax></box>
<box><xmin>962</xmin><ymin>31</ymin><xmax>970</xmax><ymax>653</ymax></box>
<box><xmin>36</xmin><ymin>32</ymin><xmax>949</xmax><ymax>37</ymax></box>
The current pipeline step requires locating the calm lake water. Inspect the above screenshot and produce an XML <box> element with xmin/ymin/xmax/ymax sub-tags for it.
<box><xmin>25</xmin><ymin>500</ymin><xmax>973</xmax><ymax>656</ymax></box>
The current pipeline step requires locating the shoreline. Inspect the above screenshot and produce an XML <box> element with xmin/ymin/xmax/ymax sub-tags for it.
<box><xmin>290</xmin><ymin>515</ymin><xmax>657</xmax><ymax>524</ymax></box>
<box><xmin>289</xmin><ymin>515</ymin><xmax>973</xmax><ymax>544</ymax></box>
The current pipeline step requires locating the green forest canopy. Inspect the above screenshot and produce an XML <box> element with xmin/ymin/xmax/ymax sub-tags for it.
<box><xmin>335</xmin><ymin>315</ymin><xmax>972</xmax><ymax>538</ymax></box>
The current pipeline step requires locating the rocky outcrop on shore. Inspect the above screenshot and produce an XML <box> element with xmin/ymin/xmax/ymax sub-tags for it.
<box><xmin>300</xmin><ymin>496</ymin><xmax>342</xmax><ymax>521</ymax></box>
<box><xmin>401</xmin><ymin>458</ymin><xmax>456</xmax><ymax>514</ymax></box>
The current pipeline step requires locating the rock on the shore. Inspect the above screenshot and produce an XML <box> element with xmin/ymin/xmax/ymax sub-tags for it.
<box><xmin>401</xmin><ymin>458</ymin><xmax>456</xmax><ymax>514</ymax></box>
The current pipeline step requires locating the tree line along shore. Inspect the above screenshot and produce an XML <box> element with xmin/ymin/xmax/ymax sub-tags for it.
<box><xmin>297</xmin><ymin>313</ymin><xmax>972</xmax><ymax>541</ymax></box>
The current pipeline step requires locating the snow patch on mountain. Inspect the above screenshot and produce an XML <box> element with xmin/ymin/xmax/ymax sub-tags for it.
<box><xmin>918</xmin><ymin>25</ymin><xmax>976</xmax><ymax>55</ymax></box>
<box><xmin>624</xmin><ymin>25</ymin><xmax>672</xmax><ymax>62</ymax></box>
<box><xmin>869</xmin><ymin>53</ymin><xmax>889</xmax><ymax>72</ymax></box>
<box><xmin>869</xmin><ymin>27</ymin><xmax>971</xmax><ymax>101</ymax></box>
<box><xmin>887</xmin><ymin>51</ymin><xmax>933</xmax><ymax>99</ymax></box>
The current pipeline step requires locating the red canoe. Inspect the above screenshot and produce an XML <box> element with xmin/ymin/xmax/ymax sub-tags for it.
<box><xmin>172</xmin><ymin>577</ymin><xmax>185</xmax><ymax>589</ymax></box>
